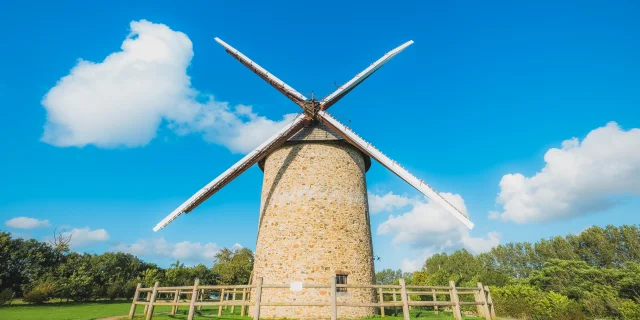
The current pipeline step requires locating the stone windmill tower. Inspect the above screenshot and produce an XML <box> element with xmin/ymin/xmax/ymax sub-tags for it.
<box><xmin>153</xmin><ymin>38</ymin><xmax>475</xmax><ymax>319</ymax></box>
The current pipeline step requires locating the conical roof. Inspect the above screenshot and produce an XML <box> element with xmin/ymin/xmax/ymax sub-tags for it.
<box><xmin>257</xmin><ymin>121</ymin><xmax>371</xmax><ymax>171</ymax></box>
<box><xmin>287</xmin><ymin>121</ymin><xmax>343</xmax><ymax>141</ymax></box>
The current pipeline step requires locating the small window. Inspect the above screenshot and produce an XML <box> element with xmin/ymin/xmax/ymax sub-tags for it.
<box><xmin>336</xmin><ymin>274</ymin><xmax>348</xmax><ymax>292</ymax></box>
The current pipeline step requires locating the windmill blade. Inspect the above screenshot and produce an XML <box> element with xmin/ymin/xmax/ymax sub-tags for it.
<box><xmin>317</xmin><ymin>111</ymin><xmax>474</xmax><ymax>229</ymax></box>
<box><xmin>214</xmin><ymin>37</ymin><xmax>307</xmax><ymax>106</ymax></box>
<box><xmin>153</xmin><ymin>114</ymin><xmax>310</xmax><ymax>232</ymax></box>
<box><xmin>320</xmin><ymin>40</ymin><xmax>414</xmax><ymax>111</ymax></box>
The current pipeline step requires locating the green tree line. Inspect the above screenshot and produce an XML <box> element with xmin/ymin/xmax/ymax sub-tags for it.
<box><xmin>3</xmin><ymin>224</ymin><xmax>639</xmax><ymax>319</ymax></box>
<box><xmin>376</xmin><ymin>224</ymin><xmax>640</xmax><ymax>319</ymax></box>
<box><xmin>0</xmin><ymin>231</ymin><xmax>253</xmax><ymax>304</ymax></box>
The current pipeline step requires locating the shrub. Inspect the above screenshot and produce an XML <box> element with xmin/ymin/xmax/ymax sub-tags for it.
<box><xmin>620</xmin><ymin>300</ymin><xmax>640</xmax><ymax>320</ymax></box>
<box><xmin>492</xmin><ymin>284</ymin><xmax>544</xmax><ymax>318</ymax></box>
<box><xmin>547</xmin><ymin>291</ymin><xmax>585</xmax><ymax>320</ymax></box>
<box><xmin>22</xmin><ymin>281</ymin><xmax>55</xmax><ymax>304</ymax></box>
<box><xmin>580</xmin><ymin>284</ymin><xmax>620</xmax><ymax>317</ymax></box>
<box><xmin>492</xmin><ymin>284</ymin><xmax>584</xmax><ymax>320</ymax></box>
<box><xmin>106</xmin><ymin>282</ymin><xmax>123</xmax><ymax>300</ymax></box>
<box><xmin>0</xmin><ymin>288</ymin><xmax>14</xmax><ymax>305</ymax></box>
<box><xmin>106</xmin><ymin>280</ymin><xmax>136</xmax><ymax>300</ymax></box>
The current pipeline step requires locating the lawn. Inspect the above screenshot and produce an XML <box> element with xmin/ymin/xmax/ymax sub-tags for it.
<box><xmin>0</xmin><ymin>300</ymin><xmax>154</xmax><ymax>320</ymax></box>
<box><xmin>0</xmin><ymin>300</ymin><xmax>483</xmax><ymax>320</ymax></box>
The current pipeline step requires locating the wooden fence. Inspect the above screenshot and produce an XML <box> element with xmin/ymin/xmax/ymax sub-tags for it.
<box><xmin>129</xmin><ymin>277</ymin><xmax>496</xmax><ymax>320</ymax></box>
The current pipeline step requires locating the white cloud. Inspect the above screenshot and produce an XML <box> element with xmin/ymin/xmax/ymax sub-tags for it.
<box><xmin>488</xmin><ymin>211</ymin><xmax>500</xmax><ymax>220</ymax></box>
<box><xmin>41</xmin><ymin>19</ymin><xmax>297</xmax><ymax>153</ymax></box>
<box><xmin>68</xmin><ymin>227</ymin><xmax>110</xmax><ymax>249</ymax></box>
<box><xmin>368</xmin><ymin>192</ymin><xmax>416</xmax><ymax>214</ymax></box>
<box><xmin>376</xmin><ymin>192</ymin><xmax>500</xmax><ymax>254</ymax></box>
<box><xmin>494</xmin><ymin>122</ymin><xmax>640</xmax><ymax>223</ymax></box>
<box><xmin>232</xmin><ymin>243</ymin><xmax>243</xmax><ymax>250</ymax></box>
<box><xmin>401</xmin><ymin>258</ymin><xmax>422</xmax><ymax>273</ymax></box>
<box><xmin>461</xmin><ymin>231</ymin><xmax>501</xmax><ymax>254</ymax></box>
<box><xmin>113</xmin><ymin>237</ymin><xmax>221</xmax><ymax>265</ymax></box>
<box><xmin>5</xmin><ymin>217</ymin><xmax>51</xmax><ymax>229</ymax></box>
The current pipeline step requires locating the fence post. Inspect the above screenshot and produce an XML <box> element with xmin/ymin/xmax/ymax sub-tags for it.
<box><xmin>474</xmin><ymin>286</ymin><xmax>484</xmax><ymax>317</ymax></box>
<box><xmin>392</xmin><ymin>288</ymin><xmax>398</xmax><ymax>316</ymax></box>
<box><xmin>378</xmin><ymin>287</ymin><xmax>385</xmax><ymax>317</ymax></box>
<box><xmin>231</xmin><ymin>288</ymin><xmax>236</xmax><ymax>314</ymax></box>
<box><xmin>484</xmin><ymin>285</ymin><xmax>497</xmax><ymax>320</ymax></box>
<box><xmin>253</xmin><ymin>277</ymin><xmax>263</xmax><ymax>320</ymax></box>
<box><xmin>330</xmin><ymin>275</ymin><xmax>337</xmax><ymax>320</ymax></box>
<box><xmin>399</xmin><ymin>278</ymin><xmax>410</xmax><ymax>320</ymax></box>
<box><xmin>128</xmin><ymin>283</ymin><xmax>142</xmax><ymax>319</ymax></box>
<box><xmin>431</xmin><ymin>288</ymin><xmax>438</xmax><ymax>315</ymax></box>
<box><xmin>145</xmin><ymin>282</ymin><xmax>159</xmax><ymax>320</ymax></box>
<box><xmin>197</xmin><ymin>289</ymin><xmax>204</xmax><ymax>311</ymax></box>
<box><xmin>143</xmin><ymin>289</ymin><xmax>151</xmax><ymax>315</ymax></box>
<box><xmin>449</xmin><ymin>280</ymin><xmax>462</xmax><ymax>320</ymax></box>
<box><xmin>170</xmin><ymin>289</ymin><xmax>181</xmax><ymax>315</ymax></box>
<box><xmin>477</xmin><ymin>283</ymin><xmax>491</xmax><ymax>320</ymax></box>
<box><xmin>241</xmin><ymin>288</ymin><xmax>247</xmax><ymax>316</ymax></box>
<box><xmin>187</xmin><ymin>278</ymin><xmax>200</xmax><ymax>320</ymax></box>
<box><xmin>218</xmin><ymin>288</ymin><xmax>225</xmax><ymax>316</ymax></box>
<box><xmin>175</xmin><ymin>290</ymin><xmax>181</xmax><ymax>315</ymax></box>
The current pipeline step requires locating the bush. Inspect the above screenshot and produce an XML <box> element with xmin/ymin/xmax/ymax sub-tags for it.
<box><xmin>105</xmin><ymin>280</ymin><xmax>136</xmax><ymax>300</ymax></box>
<box><xmin>620</xmin><ymin>300</ymin><xmax>640</xmax><ymax>320</ymax></box>
<box><xmin>22</xmin><ymin>281</ymin><xmax>55</xmax><ymax>304</ymax></box>
<box><xmin>0</xmin><ymin>288</ymin><xmax>14</xmax><ymax>305</ymax></box>
<box><xmin>492</xmin><ymin>284</ymin><xmax>544</xmax><ymax>318</ymax></box>
<box><xmin>492</xmin><ymin>284</ymin><xmax>584</xmax><ymax>320</ymax></box>
<box><xmin>547</xmin><ymin>291</ymin><xmax>585</xmax><ymax>320</ymax></box>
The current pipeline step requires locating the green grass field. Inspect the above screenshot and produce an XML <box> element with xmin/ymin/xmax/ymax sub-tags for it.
<box><xmin>0</xmin><ymin>300</ymin><xmax>482</xmax><ymax>320</ymax></box>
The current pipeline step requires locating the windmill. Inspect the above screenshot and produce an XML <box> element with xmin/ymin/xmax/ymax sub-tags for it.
<box><xmin>153</xmin><ymin>38</ymin><xmax>474</xmax><ymax>318</ymax></box>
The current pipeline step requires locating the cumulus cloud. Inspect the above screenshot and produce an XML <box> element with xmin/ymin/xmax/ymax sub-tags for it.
<box><xmin>5</xmin><ymin>217</ymin><xmax>51</xmax><ymax>229</ymax></box>
<box><xmin>401</xmin><ymin>258</ymin><xmax>421</xmax><ymax>273</ymax></box>
<box><xmin>376</xmin><ymin>192</ymin><xmax>500</xmax><ymax>254</ymax></box>
<box><xmin>68</xmin><ymin>227</ymin><xmax>110</xmax><ymax>249</ymax></box>
<box><xmin>113</xmin><ymin>237</ymin><xmax>221</xmax><ymax>265</ymax></box>
<box><xmin>41</xmin><ymin>19</ymin><xmax>297</xmax><ymax>153</ymax></box>
<box><xmin>368</xmin><ymin>192</ymin><xmax>416</xmax><ymax>214</ymax></box>
<box><xmin>494</xmin><ymin>122</ymin><xmax>640</xmax><ymax>223</ymax></box>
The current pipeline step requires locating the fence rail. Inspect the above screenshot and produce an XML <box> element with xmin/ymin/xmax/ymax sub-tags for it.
<box><xmin>129</xmin><ymin>277</ymin><xmax>496</xmax><ymax>320</ymax></box>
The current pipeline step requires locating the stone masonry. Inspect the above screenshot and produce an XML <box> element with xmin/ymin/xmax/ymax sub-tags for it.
<box><xmin>251</xmin><ymin>123</ymin><xmax>376</xmax><ymax>319</ymax></box>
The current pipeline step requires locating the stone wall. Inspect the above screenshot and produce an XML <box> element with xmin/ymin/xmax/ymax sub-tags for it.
<box><xmin>251</xmin><ymin>140</ymin><xmax>376</xmax><ymax>319</ymax></box>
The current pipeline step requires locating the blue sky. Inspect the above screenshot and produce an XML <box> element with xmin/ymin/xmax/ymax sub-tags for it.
<box><xmin>1</xmin><ymin>0</ymin><xmax>639</xmax><ymax>271</ymax></box>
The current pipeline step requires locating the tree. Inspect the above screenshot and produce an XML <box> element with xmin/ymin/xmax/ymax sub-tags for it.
<box><xmin>422</xmin><ymin>249</ymin><xmax>480</xmax><ymax>286</ymax></box>
<box><xmin>49</xmin><ymin>227</ymin><xmax>73</xmax><ymax>255</ymax></box>
<box><xmin>140</xmin><ymin>267</ymin><xmax>164</xmax><ymax>287</ymax></box>
<box><xmin>619</xmin><ymin>262</ymin><xmax>640</xmax><ymax>301</ymax></box>
<box><xmin>410</xmin><ymin>270</ymin><xmax>429</xmax><ymax>285</ymax></box>
<box><xmin>58</xmin><ymin>253</ymin><xmax>100</xmax><ymax>301</ymax></box>
<box><xmin>0</xmin><ymin>234</ymin><xmax>58</xmax><ymax>296</ymax></box>
<box><xmin>93</xmin><ymin>252</ymin><xmax>145</xmax><ymax>299</ymax></box>
<box><xmin>475</xmin><ymin>253</ymin><xmax>511</xmax><ymax>287</ymax></box>
<box><xmin>571</xmin><ymin>226</ymin><xmax>617</xmax><ymax>268</ymax></box>
<box><xmin>212</xmin><ymin>247</ymin><xmax>254</xmax><ymax>285</ymax></box>
<box><xmin>165</xmin><ymin>261</ymin><xmax>193</xmax><ymax>286</ymax></box>
<box><xmin>375</xmin><ymin>269</ymin><xmax>403</xmax><ymax>285</ymax></box>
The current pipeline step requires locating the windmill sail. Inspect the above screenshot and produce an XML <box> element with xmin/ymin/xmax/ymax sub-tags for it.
<box><xmin>317</xmin><ymin>110</ymin><xmax>474</xmax><ymax>229</ymax></box>
<box><xmin>153</xmin><ymin>114</ymin><xmax>310</xmax><ymax>232</ymax></box>
<box><xmin>320</xmin><ymin>40</ymin><xmax>414</xmax><ymax>110</ymax></box>
<box><xmin>214</xmin><ymin>38</ymin><xmax>308</xmax><ymax>106</ymax></box>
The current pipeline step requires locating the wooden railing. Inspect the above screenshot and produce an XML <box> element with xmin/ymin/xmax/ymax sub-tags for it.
<box><xmin>129</xmin><ymin>277</ymin><xmax>496</xmax><ymax>320</ymax></box>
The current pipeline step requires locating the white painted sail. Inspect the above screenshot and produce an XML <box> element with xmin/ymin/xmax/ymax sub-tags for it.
<box><xmin>318</xmin><ymin>111</ymin><xmax>474</xmax><ymax>229</ymax></box>
<box><xmin>153</xmin><ymin>114</ymin><xmax>309</xmax><ymax>231</ymax></box>
<box><xmin>215</xmin><ymin>37</ymin><xmax>307</xmax><ymax>105</ymax></box>
<box><xmin>320</xmin><ymin>40</ymin><xmax>414</xmax><ymax>110</ymax></box>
